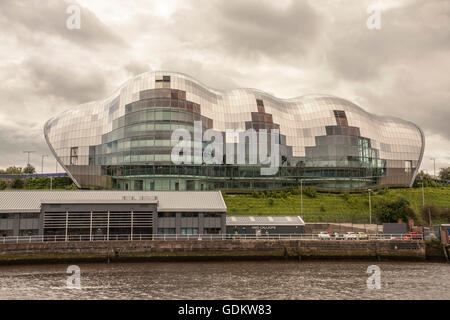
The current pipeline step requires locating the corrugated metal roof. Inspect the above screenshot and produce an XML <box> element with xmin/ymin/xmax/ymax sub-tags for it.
<box><xmin>0</xmin><ymin>191</ymin><xmax>226</xmax><ymax>213</ymax></box>
<box><xmin>226</xmin><ymin>216</ymin><xmax>305</xmax><ymax>226</ymax></box>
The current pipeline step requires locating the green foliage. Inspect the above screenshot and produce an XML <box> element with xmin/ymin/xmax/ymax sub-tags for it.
<box><xmin>267</xmin><ymin>198</ymin><xmax>274</xmax><ymax>206</ymax></box>
<box><xmin>413</xmin><ymin>179</ymin><xmax>441</xmax><ymax>188</ymax></box>
<box><xmin>0</xmin><ymin>180</ymin><xmax>7</xmax><ymax>190</ymax></box>
<box><xmin>341</xmin><ymin>192</ymin><xmax>350</xmax><ymax>201</ymax></box>
<box><xmin>374</xmin><ymin>196</ymin><xmax>417</xmax><ymax>223</ymax></box>
<box><xmin>11</xmin><ymin>178</ymin><xmax>24</xmax><ymax>189</ymax></box>
<box><xmin>320</xmin><ymin>204</ymin><xmax>326</xmax><ymax>212</ymax></box>
<box><xmin>25</xmin><ymin>177</ymin><xmax>50</xmax><ymax>189</ymax></box>
<box><xmin>223</xmin><ymin>186</ymin><xmax>450</xmax><ymax>223</ymax></box>
<box><xmin>439</xmin><ymin>167</ymin><xmax>450</xmax><ymax>180</ymax></box>
<box><xmin>53</xmin><ymin>177</ymin><xmax>75</xmax><ymax>189</ymax></box>
<box><xmin>64</xmin><ymin>183</ymin><xmax>79</xmax><ymax>190</ymax></box>
<box><xmin>303</xmin><ymin>187</ymin><xmax>317</xmax><ymax>198</ymax></box>
<box><xmin>22</xmin><ymin>164</ymin><xmax>36</xmax><ymax>174</ymax></box>
<box><xmin>0</xmin><ymin>166</ymin><xmax>23</xmax><ymax>174</ymax></box>
<box><xmin>421</xmin><ymin>204</ymin><xmax>450</xmax><ymax>224</ymax></box>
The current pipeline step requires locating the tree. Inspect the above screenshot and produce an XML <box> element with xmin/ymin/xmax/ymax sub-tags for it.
<box><xmin>374</xmin><ymin>196</ymin><xmax>417</xmax><ymax>223</ymax></box>
<box><xmin>421</xmin><ymin>204</ymin><xmax>441</xmax><ymax>225</ymax></box>
<box><xmin>418</xmin><ymin>170</ymin><xmax>432</xmax><ymax>180</ymax></box>
<box><xmin>0</xmin><ymin>180</ymin><xmax>7</xmax><ymax>190</ymax></box>
<box><xmin>11</xmin><ymin>178</ymin><xmax>24</xmax><ymax>189</ymax></box>
<box><xmin>439</xmin><ymin>167</ymin><xmax>450</xmax><ymax>181</ymax></box>
<box><xmin>23</xmin><ymin>164</ymin><xmax>36</xmax><ymax>174</ymax></box>
<box><xmin>2</xmin><ymin>166</ymin><xmax>22</xmax><ymax>174</ymax></box>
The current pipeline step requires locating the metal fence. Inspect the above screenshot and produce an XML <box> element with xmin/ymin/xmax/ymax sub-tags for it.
<box><xmin>1</xmin><ymin>233</ymin><xmax>423</xmax><ymax>244</ymax></box>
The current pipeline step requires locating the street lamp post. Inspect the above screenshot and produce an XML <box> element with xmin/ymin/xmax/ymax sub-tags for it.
<box><xmin>421</xmin><ymin>181</ymin><xmax>425</xmax><ymax>207</ymax></box>
<box><xmin>430</xmin><ymin>157</ymin><xmax>436</xmax><ymax>178</ymax></box>
<box><xmin>300</xmin><ymin>179</ymin><xmax>303</xmax><ymax>219</ymax></box>
<box><xmin>368</xmin><ymin>188</ymin><xmax>372</xmax><ymax>225</ymax></box>
<box><xmin>23</xmin><ymin>150</ymin><xmax>35</xmax><ymax>166</ymax></box>
<box><xmin>41</xmin><ymin>154</ymin><xmax>48</xmax><ymax>174</ymax></box>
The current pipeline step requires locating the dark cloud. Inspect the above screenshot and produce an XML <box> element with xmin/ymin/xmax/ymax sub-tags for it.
<box><xmin>0</xmin><ymin>0</ymin><xmax>126</xmax><ymax>49</ymax></box>
<box><xmin>23</xmin><ymin>58</ymin><xmax>108</xmax><ymax>104</ymax></box>
<box><xmin>0</xmin><ymin>123</ymin><xmax>51</xmax><ymax>170</ymax></box>
<box><xmin>170</xmin><ymin>0</ymin><xmax>321</xmax><ymax>61</ymax></box>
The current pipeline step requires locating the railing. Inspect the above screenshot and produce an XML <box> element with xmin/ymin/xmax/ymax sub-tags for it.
<box><xmin>0</xmin><ymin>233</ymin><xmax>423</xmax><ymax>244</ymax></box>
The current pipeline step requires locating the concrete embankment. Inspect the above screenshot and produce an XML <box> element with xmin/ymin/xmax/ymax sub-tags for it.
<box><xmin>0</xmin><ymin>240</ymin><xmax>426</xmax><ymax>265</ymax></box>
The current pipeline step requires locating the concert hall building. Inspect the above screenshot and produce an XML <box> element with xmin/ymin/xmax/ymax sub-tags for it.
<box><xmin>44</xmin><ymin>71</ymin><xmax>424</xmax><ymax>191</ymax></box>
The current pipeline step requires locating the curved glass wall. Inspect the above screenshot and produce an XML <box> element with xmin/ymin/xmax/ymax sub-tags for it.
<box><xmin>44</xmin><ymin>71</ymin><xmax>424</xmax><ymax>191</ymax></box>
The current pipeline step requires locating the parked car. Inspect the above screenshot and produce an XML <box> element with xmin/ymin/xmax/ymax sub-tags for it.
<box><xmin>331</xmin><ymin>232</ymin><xmax>344</xmax><ymax>240</ymax></box>
<box><xmin>357</xmin><ymin>232</ymin><xmax>368</xmax><ymax>240</ymax></box>
<box><xmin>344</xmin><ymin>232</ymin><xmax>358</xmax><ymax>240</ymax></box>
<box><xmin>318</xmin><ymin>231</ymin><xmax>331</xmax><ymax>240</ymax></box>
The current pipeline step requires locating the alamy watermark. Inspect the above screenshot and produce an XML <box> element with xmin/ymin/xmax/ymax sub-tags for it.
<box><xmin>366</xmin><ymin>265</ymin><xmax>381</xmax><ymax>290</ymax></box>
<box><xmin>170</xmin><ymin>121</ymin><xmax>280</xmax><ymax>175</ymax></box>
<box><xmin>66</xmin><ymin>4</ymin><xmax>81</xmax><ymax>30</ymax></box>
<box><xmin>366</xmin><ymin>2</ymin><xmax>382</xmax><ymax>30</ymax></box>
<box><xmin>66</xmin><ymin>265</ymin><xmax>81</xmax><ymax>289</ymax></box>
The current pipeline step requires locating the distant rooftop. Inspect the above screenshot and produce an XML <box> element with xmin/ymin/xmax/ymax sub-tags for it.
<box><xmin>227</xmin><ymin>216</ymin><xmax>305</xmax><ymax>226</ymax></box>
<box><xmin>0</xmin><ymin>190</ymin><xmax>226</xmax><ymax>213</ymax></box>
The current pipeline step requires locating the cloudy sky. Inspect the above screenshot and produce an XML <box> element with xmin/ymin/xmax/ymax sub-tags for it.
<box><xmin>0</xmin><ymin>0</ymin><xmax>448</xmax><ymax>175</ymax></box>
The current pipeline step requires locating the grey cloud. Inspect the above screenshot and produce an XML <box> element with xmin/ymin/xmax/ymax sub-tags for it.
<box><xmin>0</xmin><ymin>0</ymin><xmax>126</xmax><ymax>49</ymax></box>
<box><xmin>160</xmin><ymin>58</ymin><xmax>240</xmax><ymax>91</ymax></box>
<box><xmin>0</xmin><ymin>123</ymin><xmax>51</xmax><ymax>170</ymax></box>
<box><xmin>23</xmin><ymin>58</ymin><xmax>108</xmax><ymax>104</ymax></box>
<box><xmin>170</xmin><ymin>0</ymin><xmax>321</xmax><ymax>61</ymax></box>
<box><xmin>326</xmin><ymin>0</ymin><xmax>450</xmax><ymax>81</ymax></box>
<box><xmin>123</xmin><ymin>61</ymin><xmax>152</xmax><ymax>76</ymax></box>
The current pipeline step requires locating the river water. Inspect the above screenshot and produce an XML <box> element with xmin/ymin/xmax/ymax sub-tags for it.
<box><xmin>0</xmin><ymin>261</ymin><xmax>448</xmax><ymax>300</ymax></box>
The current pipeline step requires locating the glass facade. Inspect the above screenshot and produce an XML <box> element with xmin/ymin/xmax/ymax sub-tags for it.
<box><xmin>44</xmin><ymin>71</ymin><xmax>424</xmax><ymax>191</ymax></box>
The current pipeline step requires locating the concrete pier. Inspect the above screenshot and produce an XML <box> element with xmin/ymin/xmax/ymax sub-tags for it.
<box><xmin>0</xmin><ymin>239</ymin><xmax>426</xmax><ymax>265</ymax></box>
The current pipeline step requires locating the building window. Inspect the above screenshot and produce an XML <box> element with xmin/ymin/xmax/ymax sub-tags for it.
<box><xmin>157</xmin><ymin>228</ymin><xmax>176</xmax><ymax>234</ymax></box>
<box><xmin>333</xmin><ymin>110</ymin><xmax>348</xmax><ymax>127</ymax></box>
<box><xmin>204</xmin><ymin>213</ymin><xmax>221</xmax><ymax>218</ymax></box>
<box><xmin>256</xmin><ymin>99</ymin><xmax>265</xmax><ymax>113</ymax></box>
<box><xmin>70</xmin><ymin>147</ymin><xmax>78</xmax><ymax>165</ymax></box>
<box><xmin>181</xmin><ymin>213</ymin><xmax>199</xmax><ymax>218</ymax></box>
<box><xmin>156</xmin><ymin>76</ymin><xmax>171</xmax><ymax>83</ymax></box>
<box><xmin>158</xmin><ymin>212</ymin><xmax>176</xmax><ymax>218</ymax></box>
<box><xmin>204</xmin><ymin>228</ymin><xmax>221</xmax><ymax>234</ymax></box>
<box><xmin>405</xmin><ymin>160</ymin><xmax>412</xmax><ymax>173</ymax></box>
<box><xmin>181</xmin><ymin>228</ymin><xmax>198</xmax><ymax>235</ymax></box>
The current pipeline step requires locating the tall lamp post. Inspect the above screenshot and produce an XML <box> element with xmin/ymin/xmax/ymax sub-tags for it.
<box><xmin>421</xmin><ymin>181</ymin><xmax>425</xmax><ymax>207</ymax></box>
<box><xmin>41</xmin><ymin>154</ymin><xmax>48</xmax><ymax>174</ymax></box>
<box><xmin>368</xmin><ymin>188</ymin><xmax>372</xmax><ymax>225</ymax></box>
<box><xmin>430</xmin><ymin>157</ymin><xmax>436</xmax><ymax>178</ymax></box>
<box><xmin>300</xmin><ymin>179</ymin><xmax>303</xmax><ymax>220</ymax></box>
<box><xmin>23</xmin><ymin>150</ymin><xmax>35</xmax><ymax>166</ymax></box>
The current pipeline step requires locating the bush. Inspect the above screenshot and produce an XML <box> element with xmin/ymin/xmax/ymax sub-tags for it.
<box><xmin>303</xmin><ymin>187</ymin><xmax>317</xmax><ymax>198</ymax></box>
<box><xmin>320</xmin><ymin>204</ymin><xmax>326</xmax><ymax>212</ymax></box>
<box><xmin>0</xmin><ymin>179</ymin><xmax>7</xmax><ymax>190</ymax></box>
<box><xmin>341</xmin><ymin>192</ymin><xmax>350</xmax><ymax>201</ymax></box>
<box><xmin>421</xmin><ymin>204</ymin><xmax>441</xmax><ymax>223</ymax></box>
<box><xmin>11</xmin><ymin>178</ymin><xmax>24</xmax><ymax>189</ymax></box>
<box><xmin>374</xmin><ymin>196</ymin><xmax>416</xmax><ymax>223</ymax></box>
<box><xmin>25</xmin><ymin>177</ymin><xmax>50</xmax><ymax>189</ymax></box>
<box><xmin>440</xmin><ymin>208</ymin><xmax>450</xmax><ymax>222</ymax></box>
<box><xmin>64</xmin><ymin>183</ymin><xmax>79</xmax><ymax>190</ymax></box>
<box><xmin>267</xmin><ymin>198</ymin><xmax>274</xmax><ymax>206</ymax></box>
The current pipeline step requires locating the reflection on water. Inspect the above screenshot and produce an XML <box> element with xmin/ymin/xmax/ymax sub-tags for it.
<box><xmin>0</xmin><ymin>261</ymin><xmax>449</xmax><ymax>300</ymax></box>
